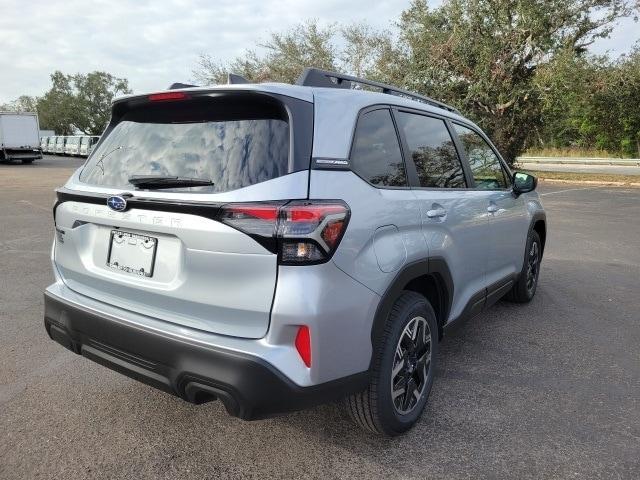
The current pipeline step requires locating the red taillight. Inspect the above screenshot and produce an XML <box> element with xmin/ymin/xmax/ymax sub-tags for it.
<box><xmin>295</xmin><ymin>326</ymin><xmax>311</xmax><ymax>367</ymax></box>
<box><xmin>286</xmin><ymin>204</ymin><xmax>346</xmax><ymax>223</ymax></box>
<box><xmin>221</xmin><ymin>204</ymin><xmax>279</xmax><ymax>222</ymax></box>
<box><xmin>217</xmin><ymin>200</ymin><xmax>350</xmax><ymax>265</ymax></box>
<box><xmin>148</xmin><ymin>92</ymin><xmax>190</xmax><ymax>102</ymax></box>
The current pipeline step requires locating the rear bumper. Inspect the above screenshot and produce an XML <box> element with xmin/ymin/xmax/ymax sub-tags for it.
<box><xmin>2</xmin><ymin>148</ymin><xmax>42</xmax><ymax>160</ymax></box>
<box><xmin>44</xmin><ymin>291</ymin><xmax>368</xmax><ymax>420</ymax></box>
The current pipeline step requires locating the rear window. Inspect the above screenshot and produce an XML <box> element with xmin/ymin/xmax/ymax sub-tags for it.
<box><xmin>350</xmin><ymin>108</ymin><xmax>407</xmax><ymax>188</ymax></box>
<box><xmin>80</xmin><ymin>95</ymin><xmax>293</xmax><ymax>193</ymax></box>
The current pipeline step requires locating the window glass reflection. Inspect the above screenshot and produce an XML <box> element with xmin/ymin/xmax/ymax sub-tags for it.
<box><xmin>81</xmin><ymin>118</ymin><xmax>289</xmax><ymax>193</ymax></box>
<box><xmin>454</xmin><ymin>124</ymin><xmax>507</xmax><ymax>190</ymax></box>
<box><xmin>397</xmin><ymin>113</ymin><xmax>466</xmax><ymax>188</ymax></box>
<box><xmin>351</xmin><ymin>109</ymin><xmax>407</xmax><ymax>187</ymax></box>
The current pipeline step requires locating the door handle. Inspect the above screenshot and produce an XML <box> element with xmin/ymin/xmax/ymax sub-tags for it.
<box><xmin>427</xmin><ymin>207</ymin><xmax>447</xmax><ymax>218</ymax></box>
<box><xmin>487</xmin><ymin>203</ymin><xmax>499</xmax><ymax>213</ymax></box>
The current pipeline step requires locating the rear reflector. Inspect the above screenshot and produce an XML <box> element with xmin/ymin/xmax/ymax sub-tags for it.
<box><xmin>295</xmin><ymin>326</ymin><xmax>311</xmax><ymax>367</ymax></box>
<box><xmin>148</xmin><ymin>92</ymin><xmax>190</xmax><ymax>102</ymax></box>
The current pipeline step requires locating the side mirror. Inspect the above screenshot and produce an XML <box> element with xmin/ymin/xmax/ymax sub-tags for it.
<box><xmin>513</xmin><ymin>172</ymin><xmax>537</xmax><ymax>194</ymax></box>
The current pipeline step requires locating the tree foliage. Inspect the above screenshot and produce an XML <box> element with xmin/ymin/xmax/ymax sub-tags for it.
<box><xmin>397</xmin><ymin>0</ymin><xmax>634</xmax><ymax>162</ymax></box>
<box><xmin>193</xmin><ymin>1</ymin><xmax>638</xmax><ymax>162</ymax></box>
<box><xmin>0</xmin><ymin>95</ymin><xmax>38</xmax><ymax>113</ymax></box>
<box><xmin>536</xmin><ymin>44</ymin><xmax>640</xmax><ymax>156</ymax></box>
<box><xmin>2</xmin><ymin>71</ymin><xmax>131</xmax><ymax>135</ymax></box>
<box><xmin>193</xmin><ymin>20</ymin><xmax>398</xmax><ymax>85</ymax></box>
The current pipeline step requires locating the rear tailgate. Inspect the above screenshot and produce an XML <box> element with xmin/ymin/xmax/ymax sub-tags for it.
<box><xmin>53</xmin><ymin>196</ymin><xmax>279</xmax><ymax>338</ymax></box>
<box><xmin>52</xmin><ymin>89</ymin><xmax>313</xmax><ymax>339</ymax></box>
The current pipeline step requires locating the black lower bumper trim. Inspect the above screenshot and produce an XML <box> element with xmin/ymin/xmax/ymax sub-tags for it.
<box><xmin>44</xmin><ymin>292</ymin><xmax>369</xmax><ymax>420</ymax></box>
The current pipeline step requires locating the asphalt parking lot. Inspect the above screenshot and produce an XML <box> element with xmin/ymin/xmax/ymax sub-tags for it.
<box><xmin>1</xmin><ymin>155</ymin><xmax>639</xmax><ymax>479</ymax></box>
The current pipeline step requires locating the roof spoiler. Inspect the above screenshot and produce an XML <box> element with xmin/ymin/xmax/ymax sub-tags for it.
<box><xmin>168</xmin><ymin>73</ymin><xmax>249</xmax><ymax>90</ymax></box>
<box><xmin>227</xmin><ymin>73</ymin><xmax>249</xmax><ymax>84</ymax></box>
<box><xmin>168</xmin><ymin>82</ymin><xmax>198</xmax><ymax>90</ymax></box>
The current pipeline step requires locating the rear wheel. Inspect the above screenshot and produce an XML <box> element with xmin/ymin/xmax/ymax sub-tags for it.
<box><xmin>345</xmin><ymin>291</ymin><xmax>438</xmax><ymax>436</ymax></box>
<box><xmin>505</xmin><ymin>230</ymin><xmax>541</xmax><ymax>303</ymax></box>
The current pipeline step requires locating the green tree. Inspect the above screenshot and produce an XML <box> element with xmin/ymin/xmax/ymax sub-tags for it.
<box><xmin>0</xmin><ymin>95</ymin><xmax>39</xmax><ymax>113</ymax></box>
<box><xmin>32</xmin><ymin>71</ymin><xmax>131</xmax><ymax>135</ymax></box>
<box><xmin>397</xmin><ymin>0</ymin><xmax>634</xmax><ymax>163</ymax></box>
<box><xmin>193</xmin><ymin>2</ymin><xmax>636</xmax><ymax>164</ymax></box>
<box><xmin>193</xmin><ymin>20</ymin><xmax>397</xmax><ymax>85</ymax></box>
<box><xmin>535</xmin><ymin>43</ymin><xmax>640</xmax><ymax>157</ymax></box>
<box><xmin>194</xmin><ymin>20</ymin><xmax>338</xmax><ymax>85</ymax></box>
<box><xmin>72</xmin><ymin>72</ymin><xmax>131</xmax><ymax>134</ymax></box>
<box><xmin>613</xmin><ymin>46</ymin><xmax>640</xmax><ymax>156</ymax></box>
<box><xmin>36</xmin><ymin>72</ymin><xmax>76</xmax><ymax>134</ymax></box>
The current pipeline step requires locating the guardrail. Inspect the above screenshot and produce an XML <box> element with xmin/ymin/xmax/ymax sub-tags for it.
<box><xmin>517</xmin><ymin>156</ymin><xmax>640</xmax><ymax>167</ymax></box>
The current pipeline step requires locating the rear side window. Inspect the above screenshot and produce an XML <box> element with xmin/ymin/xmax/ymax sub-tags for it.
<box><xmin>453</xmin><ymin>124</ymin><xmax>508</xmax><ymax>190</ymax></box>
<box><xmin>350</xmin><ymin>109</ymin><xmax>407</xmax><ymax>187</ymax></box>
<box><xmin>80</xmin><ymin>95</ymin><xmax>292</xmax><ymax>193</ymax></box>
<box><xmin>396</xmin><ymin>112</ymin><xmax>466</xmax><ymax>188</ymax></box>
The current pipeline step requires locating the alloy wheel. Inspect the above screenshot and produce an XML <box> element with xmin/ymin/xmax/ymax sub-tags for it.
<box><xmin>390</xmin><ymin>316</ymin><xmax>432</xmax><ymax>415</ymax></box>
<box><xmin>526</xmin><ymin>240</ymin><xmax>540</xmax><ymax>294</ymax></box>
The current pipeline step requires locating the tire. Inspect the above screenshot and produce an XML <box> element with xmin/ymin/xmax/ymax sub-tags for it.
<box><xmin>505</xmin><ymin>230</ymin><xmax>541</xmax><ymax>303</ymax></box>
<box><xmin>345</xmin><ymin>291</ymin><xmax>438</xmax><ymax>436</ymax></box>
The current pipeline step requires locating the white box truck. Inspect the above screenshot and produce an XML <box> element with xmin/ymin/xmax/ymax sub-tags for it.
<box><xmin>0</xmin><ymin>112</ymin><xmax>43</xmax><ymax>163</ymax></box>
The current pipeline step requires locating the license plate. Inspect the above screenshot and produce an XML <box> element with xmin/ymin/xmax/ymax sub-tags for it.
<box><xmin>107</xmin><ymin>230</ymin><xmax>157</xmax><ymax>277</ymax></box>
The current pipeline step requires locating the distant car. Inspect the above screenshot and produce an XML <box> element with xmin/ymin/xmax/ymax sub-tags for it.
<box><xmin>64</xmin><ymin>136</ymin><xmax>82</xmax><ymax>156</ymax></box>
<box><xmin>40</xmin><ymin>136</ymin><xmax>49</xmax><ymax>151</ymax></box>
<box><xmin>45</xmin><ymin>136</ymin><xmax>56</xmax><ymax>154</ymax></box>
<box><xmin>47</xmin><ymin>136</ymin><xmax>57</xmax><ymax>153</ymax></box>
<box><xmin>79</xmin><ymin>135</ymin><xmax>100</xmax><ymax>157</ymax></box>
<box><xmin>54</xmin><ymin>136</ymin><xmax>66</xmax><ymax>155</ymax></box>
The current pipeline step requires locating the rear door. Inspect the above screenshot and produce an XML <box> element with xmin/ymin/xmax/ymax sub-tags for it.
<box><xmin>394</xmin><ymin>109</ymin><xmax>492</xmax><ymax>321</ymax></box>
<box><xmin>53</xmin><ymin>91</ymin><xmax>313</xmax><ymax>339</ymax></box>
<box><xmin>452</xmin><ymin>123</ymin><xmax>529</xmax><ymax>294</ymax></box>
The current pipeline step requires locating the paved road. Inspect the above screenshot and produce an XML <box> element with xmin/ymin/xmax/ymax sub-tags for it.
<box><xmin>519</xmin><ymin>162</ymin><xmax>640</xmax><ymax>176</ymax></box>
<box><xmin>1</xmin><ymin>158</ymin><xmax>639</xmax><ymax>479</ymax></box>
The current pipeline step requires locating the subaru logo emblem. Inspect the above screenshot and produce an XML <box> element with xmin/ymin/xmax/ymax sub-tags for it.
<box><xmin>107</xmin><ymin>196</ymin><xmax>127</xmax><ymax>212</ymax></box>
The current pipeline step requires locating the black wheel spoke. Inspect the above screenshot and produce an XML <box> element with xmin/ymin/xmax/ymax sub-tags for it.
<box><xmin>391</xmin><ymin>316</ymin><xmax>433</xmax><ymax>415</ymax></box>
<box><xmin>402</xmin><ymin>377</ymin><xmax>417</xmax><ymax>411</ymax></box>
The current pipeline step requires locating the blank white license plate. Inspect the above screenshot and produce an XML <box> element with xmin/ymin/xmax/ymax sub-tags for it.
<box><xmin>107</xmin><ymin>230</ymin><xmax>157</xmax><ymax>277</ymax></box>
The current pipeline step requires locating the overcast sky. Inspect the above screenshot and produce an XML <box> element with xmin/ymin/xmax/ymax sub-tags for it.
<box><xmin>0</xmin><ymin>0</ymin><xmax>638</xmax><ymax>104</ymax></box>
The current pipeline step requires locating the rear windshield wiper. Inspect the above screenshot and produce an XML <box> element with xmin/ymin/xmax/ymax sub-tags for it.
<box><xmin>128</xmin><ymin>175</ymin><xmax>215</xmax><ymax>189</ymax></box>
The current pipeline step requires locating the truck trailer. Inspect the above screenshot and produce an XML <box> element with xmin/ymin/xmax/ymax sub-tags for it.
<box><xmin>0</xmin><ymin>112</ymin><xmax>43</xmax><ymax>163</ymax></box>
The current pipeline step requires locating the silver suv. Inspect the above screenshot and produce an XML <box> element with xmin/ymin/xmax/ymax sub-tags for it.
<box><xmin>44</xmin><ymin>69</ymin><xmax>546</xmax><ymax>436</ymax></box>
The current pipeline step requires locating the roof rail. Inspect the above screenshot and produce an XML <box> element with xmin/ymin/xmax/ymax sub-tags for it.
<box><xmin>296</xmin><ymin>68</ymin><xmax>460</xmax><ymax>114</ymax></box>
<box><xmin>168</xmin><ymin>82</ymin><xmax>198</xmax><ymax>90</ymax></box>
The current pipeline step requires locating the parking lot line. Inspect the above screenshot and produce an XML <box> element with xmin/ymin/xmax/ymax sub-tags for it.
<box><xmin>539</xmin><ymin>185</ymin><xmax>607</xmax><ymax>196</ymax></box>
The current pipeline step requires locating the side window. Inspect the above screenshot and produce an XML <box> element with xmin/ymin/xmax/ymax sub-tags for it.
<box><xmin>395</xmin><ymin>112</ymin><xmax>466</xmax><ymax>188</ymax></box>
<box><xmin>453</xmin><ymin>124</ymin><xmax>508</xmax><ymax>190</ymax></box>
<box><xmin>350</xmin><ymin>109</ymin><xmax>407</xmax><ymax>187</ymax></box>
